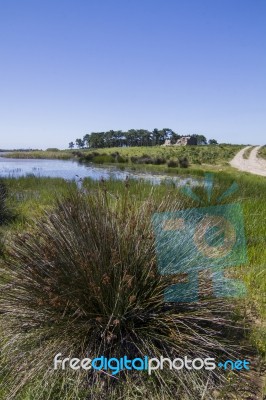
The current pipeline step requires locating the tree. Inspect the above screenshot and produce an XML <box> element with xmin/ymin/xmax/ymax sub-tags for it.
<box><xmin>68</xmin><ymin>142</ymin><xmax>75</xmax><ymax>149</ymax></box>
<box><xmin>208</xmin><ymin>139</ymin><xmax>218</xmax><ymax>145</ymax></box>
<box><xmin>152</xmin><ymin>128</ymin><xmax>160</xmax><ymax>145</ymax></box>
<box><xmin>72</xmin><ymin>129</ymin><xmax>207</xmax><ymax>149</ymax></box>
<box><xmin>88</xmin><ymin>132</ymin><xmax>105</xmax><ymax>148</ymax></box>
<box><xmin>157</xmin><ymin>129</ymin><xmax>169</xmax><ymax>145</ymax></box>
<box><xmin>126</xmin><ymin>130</ymin><xmax>139</xmax><ymax>147</ymax></box>
<box><xmin>191</xmin><ymin>134</ymin><xmax>207</xmax><ymax>145</ymax></box>
<box><xmin>83</xmin><ymin>134</ymin><xmax>91</xmax><ymax>148</ymax></box>
<box><xmin>170</xmin><ymin>132</ymin><xmax>181</xmax><ymax>144</ymax></box>
<box><xmin>75</xmin><ymin>139</ymin><xmax>85</xmax><ymax>149</ymax></box>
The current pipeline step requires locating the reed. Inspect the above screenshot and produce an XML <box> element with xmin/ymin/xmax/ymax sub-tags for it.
<box><xmin>0</xmin><ymin>184</ymin><xmax>251</xmax><ymax>399</ymax></box>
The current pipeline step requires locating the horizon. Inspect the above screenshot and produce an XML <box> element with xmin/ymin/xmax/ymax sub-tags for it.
<box><xmin>0</xmin><ymin>128</ymin><xmax>256</xmax><ymax>151</ymax></box>
<box><xmin>0</xmin><ymin>0</ymin><xmax>265</xmax><ymax>148</ymax></box>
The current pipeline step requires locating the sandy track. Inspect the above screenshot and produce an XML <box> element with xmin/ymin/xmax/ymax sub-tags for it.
<box><xmin>230</xmin><ymin>146</ymin><xmax>266</xmax><ymax>177</ymax></box>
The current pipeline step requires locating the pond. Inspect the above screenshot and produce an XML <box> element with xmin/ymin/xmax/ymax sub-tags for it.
<box><xmin>0</xmin><ymin>157</ymin><xmax>197</xmax><ymax>186</ymax></box>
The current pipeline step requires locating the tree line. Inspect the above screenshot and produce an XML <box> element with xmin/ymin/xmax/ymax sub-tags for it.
<box><xmin>69</xmin><ymin>129</ymin><xmax>217</xmax><ymax>149</ymax></box>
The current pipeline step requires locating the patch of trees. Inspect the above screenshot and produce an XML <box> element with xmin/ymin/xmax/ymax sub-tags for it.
<box><xmin>70</xmin><ymin>129</ymin><xmax>213</xmax><ymax>149</ymax></box>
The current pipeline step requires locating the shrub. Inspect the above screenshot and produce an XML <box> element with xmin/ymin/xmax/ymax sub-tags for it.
<box><xmin>130</xmin><ymin>156</ymin><xmax>138</xmax><ymax>163</ymax></box>
<box><xmin>179</xmin><ymin>157</ymin><xmax>189</xmax><ymax>168</ymax></box>
<box><xmin>110</xmin><ymin>152</ymin><xmax>120</xmax><ymax>157</ymax></box>
<box><xmin>167</xmin><ymin>160</ymin><xmax>178</xmax><ymax>168</ymax></box>
<box><xmin>46</xmin><ymin>148</ymin><xmax>60</xmax><ymax>152</ymax></box>
<box><xmin>152</xmin><ymin>157</ymin><xmax>166</xmax><ymax>165</ymax></box>
<box><xmin>142</xmin><ymin>157</ymin><xmax>153</xmax><ymax>164</ymax></box>
<box><xmin>93</xmin><ymin>154</ymin><xmax>115</xmax><ymax>164</ymax></box>
<box><xmin>116</xmin><ymin>155</ymin><xmax>127</xmax><ymax>163</ymax></box>
<box><xmin>130</xmin><ymin>156</ymin><xmax>153</xmax><ymax>164</ymax></box>
<box><xmin>0</xmin><ymin>188</ymin><xmax>250</xmax><ymax>399</ymax></box>
<box><xmin>83</xmin><ymin>153</ymin><xmax>94</xmax><ymax>162</ymax></box>
<box><xmin>72</xmin><ymin>150</ymin><xmax>83</xmax><ymax>158</ymax></box>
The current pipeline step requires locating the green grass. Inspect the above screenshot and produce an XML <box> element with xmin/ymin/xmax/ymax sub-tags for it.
<box><xmin>5</xmin><ymin>149</ymin><xmax>73</xmax><ymax>159</ymax></box>
<box><xmin>258</xmin><ymin>145</ymin><xmax>266</xmax><ymax>160</ymax></box>
<box><xmin>5</xmin><ymin>144</ymin><xmax>244</xmax><ymax>167</ymax></box>
<box><xmin>89</xmin><ymin>144</ymin><xmax>243</xmax><ymax>164</ymax></box>
<box><xmin>243</xmin><ymin>146</ymin><xmax>254</xmax><ymax>159</ymax></box>
<box><xmin>86</xmin><ymin>172</ymin><xmax>266</xmax><ymax>325</ymax></box>
<box><xmin>1</xmin><ymin>172</ymin><xmax>265</xmax><ymax>327</ymax></box>
<box><xmin>2</xmin><ymin>176</ymin><xmax>76</xmax><ymax>229</ymax></box>
<box><xmin>1</xmin><ymin>172</ymin><xmax>265</xmax><ymax>321</ymax></box>
<box><xmin>0</xmin><ymin>171</ymin><xmax>265</xmax><ymax>398</ymax></box>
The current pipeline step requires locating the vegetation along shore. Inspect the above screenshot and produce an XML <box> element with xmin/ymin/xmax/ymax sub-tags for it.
<box><xmin>0</xmin><ymin>160</ymin><xmax>265</xmax><ymax>399</ymax></box>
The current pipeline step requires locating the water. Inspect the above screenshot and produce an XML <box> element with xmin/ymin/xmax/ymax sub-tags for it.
<box><xmin>0</xmin><ymin>157</ymin><xmax>197</xmax><ymax>186</ymax></box>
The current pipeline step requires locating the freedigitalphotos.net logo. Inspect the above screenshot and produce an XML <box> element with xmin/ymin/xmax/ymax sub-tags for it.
<box><xmin>152</xmin><ymin>174</ymin><xmax>247</xmax><ymax>302</ymax></box>
<box><xmin>53</xmin><ymin>354</ymin><xmax>250</xmax><ymax>376</ymax></box>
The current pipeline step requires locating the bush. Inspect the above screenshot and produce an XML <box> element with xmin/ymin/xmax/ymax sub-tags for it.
<box><xmin>130</xmin><ymin>155</ymin><xmax>153</xmax><ymax>164</ymax></box>
<box><xmin>116</xmin><ymin>155</ymin><xmax>127</xmax><ymax>163</ymax></box>
<box><xmin>167</xmin><ymin>160</ymin><xmax>178</xmax><ymax>168</ymax></box>
<box><xmin>0</xmin><ymin>188</ymin><xmax>250</xmax><ymax>399</ymax></box>
<box><xmin>152</xmin><ymin>157</ymin><xmax>166</xmax><ymax>165</ymax></box>
<box><xmin>93</xmin><ymin>154</ymin><xmax>115</xmax><ymax>164</ymax></box>
<box><xmin>179</xmin><ymin>157</ymin><xmax>189</xmax><ymax>168</ymax></box>
<box><xmin>83</xmin><ymin>153</ymin><xmax>94</xmax><ymax>162</ymax></box>
<box><xmin>130</xmin><ymin>156</ymin><xmax>138</xmax><ymax>163</ymax></box>
<box><xmin>110</xmin><ymin>152</ymin><xmax>120</xmax><ymax>157</ymax></box>
<box><xmin>72</xmin><ymin>150</ymin><xmax>83</xmax><ymax>158</ymax></box>
<box><xmin>46</xmin><ymin>148</ymin><xmax>60</xmax><ymax>152</ymax></box>
<box><xmin>143</xmin><ymin>157</ymin><xmax>153</xmax><ymax>164</ymax></box>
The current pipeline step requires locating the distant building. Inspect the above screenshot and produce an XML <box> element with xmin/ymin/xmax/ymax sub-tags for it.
<box><xmin>162</xmin><ymin>139</ymin><xmax>172</xmax><ymax>146</ymax></box>
<box><xmin>162</xmin><ymin>136</ymin><xmax>197</xmax><ymax>146</ymax></box>
<box><xmin>175</xmin><ymin>136</ymin><xmax>197</xmax><ymax>146</ymax></box>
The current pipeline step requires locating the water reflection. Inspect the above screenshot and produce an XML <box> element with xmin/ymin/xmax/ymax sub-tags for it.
<box><xmin>0</xmin><ymin>157</ymin><xmax>197</xmax><ymax>186</ymax></box>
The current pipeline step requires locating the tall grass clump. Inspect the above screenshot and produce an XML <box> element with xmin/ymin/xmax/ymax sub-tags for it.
<box><xmin>0</xmin><ymin>180</ymin><xmax>12</xmax><ymax>225</ymax></box>
<box><xmin>0</xmin><ymin>180</ymin><xmax>13</xmax><ymax>255</ymax></box>
<box><xmin>0</xmin><ymin>185</ymin><xmax>252</xmax><ymax>399</ymax></box>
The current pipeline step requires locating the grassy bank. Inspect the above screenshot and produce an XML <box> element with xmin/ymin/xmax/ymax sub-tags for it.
<box><xmin>0</xmin><ymin>171</ymin><xmax>265</xmax><ymax>398</ymax></box>
<box><xmin>5</xmin><ymin>144</ymin><xmax>244</xmax><ymax>167</ymax></box>
<box><xmin>5</xmin><ymin>149</ymin><xmax>73</xmax><ymax>159</ymax></box>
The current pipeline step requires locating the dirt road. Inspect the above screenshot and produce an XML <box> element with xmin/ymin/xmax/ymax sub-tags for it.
<box><xmin>230</xmin><ymin>146</ymin><xmax>266</xmax><ymax>177</ymax></box>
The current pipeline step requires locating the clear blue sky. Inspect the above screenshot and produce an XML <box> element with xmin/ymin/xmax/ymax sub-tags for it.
<box><xmin>0</xmin><ymin>0</ymin><xmax>265</xmax><ymax>149</ymax></box>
